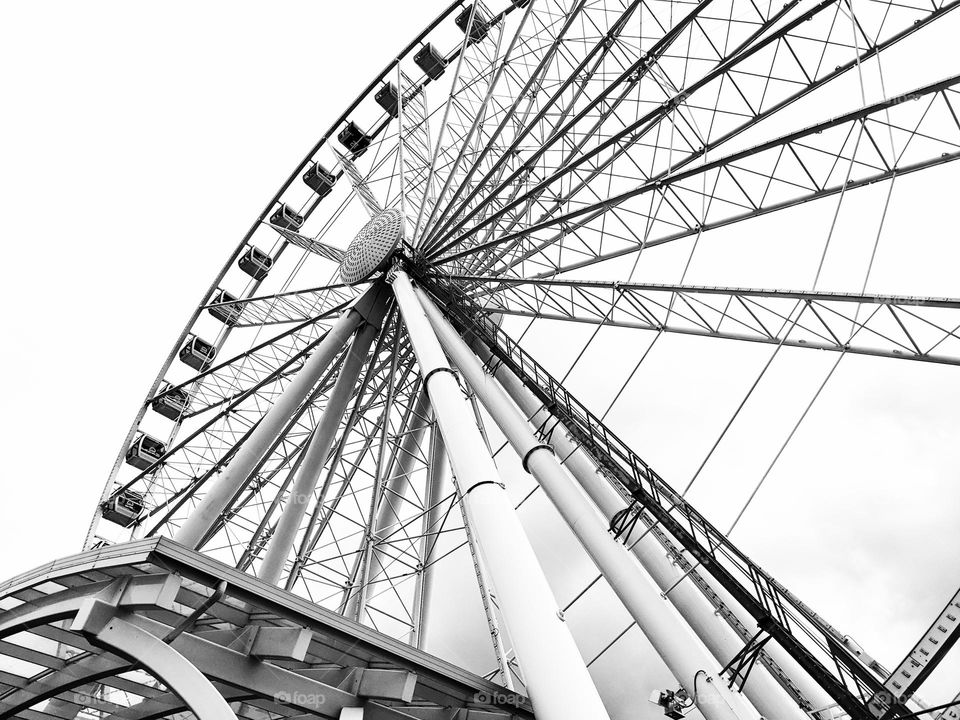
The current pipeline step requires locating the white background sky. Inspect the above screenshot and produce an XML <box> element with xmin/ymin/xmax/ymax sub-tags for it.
<box><xmin>0</xmin><ymin>2</ymin><xmax>958</xmax><ymax>718</ymax></box>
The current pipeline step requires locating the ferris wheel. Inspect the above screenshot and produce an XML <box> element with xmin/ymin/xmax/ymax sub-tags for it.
<box><xmin>62</xmin><ymin>0</ymin><xmax>960</xmax><ymax>719</ymax></box>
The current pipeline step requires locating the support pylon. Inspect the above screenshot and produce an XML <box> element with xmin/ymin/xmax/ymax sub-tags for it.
<box><xmin>457</xmin><ymin>305</ymin><xmax>839</xmax><ymax>719</ymax></box>
<box><xmin>391</xmin><ymin>270</ymin><xmax>611</xmax><ymax>720</ymax></box>
<box><xmin>417</xmin><ymin>286</ymin><xmax>776</xmax><ymax>720</ymax></box>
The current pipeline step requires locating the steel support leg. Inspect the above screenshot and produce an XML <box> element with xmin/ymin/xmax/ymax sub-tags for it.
<box><xmin>417</xmin><ymin>287</ymin><xmax>772</xmax><ymax>720</ymax></box>
<box><xmin>175</xmin><ymin>284</ymin><xmax>389</xmax><ymax>549</ymax></box>
<box><xmin>390</xmin><ymin>270</ymin><xmax>610</xmax><ymax>720</ymax></box>
<box><xmin>258</xmin><ymin>315</ymin><xmax>384</xmax><ymax>586</ymax></box>
<box><xmin>458</xmin><ymin>316</ymin><xmax>837</xmax><ymax>719</ymax></box>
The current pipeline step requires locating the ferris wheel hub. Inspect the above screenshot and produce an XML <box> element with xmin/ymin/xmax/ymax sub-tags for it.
<box><xmin>340</xmin><ymin>208</ymin><xmax>405</xmax><ymax>285</ymax></box>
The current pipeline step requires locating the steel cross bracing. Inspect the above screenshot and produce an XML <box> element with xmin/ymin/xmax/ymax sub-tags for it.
<box><xmin>429</xmin><ymin>0</ymin><xmax>959</xmax><ymax>270</ymax></box>
<box><xmin>242</xmin><ymin>338</ymin><xmax>455</xmax><ymax>640</ymax></box>
<box><xmin>412</xmin><ymin>0</ymin><xmax>553</xmax><ymax>245</ymax></box>
<box><xmin>154</xmin><ymin>351</ymin><xmax>356</xmax><ymax>551</ymax></box>
<box><xmin>225</xmin><ymin>343</ymin><xmax>420</xmax><ymax>582</ymax></box>
<box><xmin>89</xmin><ymin>3</ymin><xmax>573</xmax><ymax>584</ymax></box>
<box><xmin>421</xmin><ymin>0</ymin><xmax>788</xmax><ymax>260</ymax></box>
<box><xmin>122</xmin><ymin>310</ymin><xmax>440</xmax><ymax>633</ymax></box>
<box><xmin>418</xmin><ymin>0</ymin><xmax>647</xmax><ymax>247</ymax></box>
<box><xmin>410</xmin><ymin>0</ymin><xmax>617</xmax><ymax>248</ymax></box>
<box><xmin>425</xmin><ymin>0</ymin><xmax>960</xmax><ymax>275</ymax></box>
<box><xmin>149</xmin><ymin>305</ymin><xmax>353</xmax><ymax>418</ymax></box>
<box><xmin>450</xmin><ymin>275</ymin><xmax>960</xmax><ymax>365</ymax></box>
<box><xmin>204</xmin><ymin>282</ymin><xmax>355</xmax><ymax>327</ymax></box>
<box><xmin>420</xmin><ymin>0</ymin><xmax>773</xmax><ymax>255</ymax></box>
<box><xmin>423</xmin><ymin>275</ymin><xmax>895</xmax><ymax>720</ymax></box>
<box><xmin>113</xmin><ymin>306</ymin><xmax>380</xmax><ymax>511</ymax></box>
<box><xmin>94</xmin><ymin>0</ymin><xmax>646</xmax><ymax>536</ymax></box>
<box><xmin>278</xmin><ymin>339</ymin><xmax>420</xmax><ymax>584</ymax></box>
<box><xmin>433</xmin><ymin>73</ymin><xmax>960</xmax><ymax>277</ymax></box>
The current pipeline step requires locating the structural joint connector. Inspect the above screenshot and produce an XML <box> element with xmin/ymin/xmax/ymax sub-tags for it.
<box><xmin>521</xmin><ymin>443</ymin><xmax>555</xmax><ymax>473</ymax></box>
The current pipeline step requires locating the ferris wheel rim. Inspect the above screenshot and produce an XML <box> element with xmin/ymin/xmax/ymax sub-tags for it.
<box><xmin>78</xmin><ymin>2</ymin><xmax>960</xmax><ymax>717</ymax></box>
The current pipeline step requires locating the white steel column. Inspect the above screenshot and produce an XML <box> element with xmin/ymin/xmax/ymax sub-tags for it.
<box><xmin>176</xmin><ymin>284</ymin><xmax>390</xmax><ymax>550</ymax></box>
<box><xmin>461</xmin><ymin>323</ymin><xmax>837</xmax><ymax>719</ymax></box>
<box><xmin>417</xmin><ymin>288</ymin><xmax>772</xmax><ymax>720</ymax></box>
<box><xmin>391</xmin><ymin>270</ymin><xmax>611</xmax><ymax>720</ymax></box>
<box><xmin>258</xmin><ymin>315</ymin><xmax>384</xmax><ymax>586</ymax></box>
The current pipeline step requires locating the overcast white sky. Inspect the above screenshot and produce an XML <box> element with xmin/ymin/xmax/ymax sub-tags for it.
<box><xmin>0</xmin><ymin>2</ymin><xmax>958</xmax><ymax>719</ymax></box>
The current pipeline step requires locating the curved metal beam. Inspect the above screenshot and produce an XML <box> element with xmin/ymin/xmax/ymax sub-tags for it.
<box><xmin>72</xmin><ymin>604</ymin><xmax>237</xmax><ymax>720</ymax></box>
<box><xmin>102</xmin><ymin>685</ymin><xmax>252</xmax><ymax>720</ymax></box>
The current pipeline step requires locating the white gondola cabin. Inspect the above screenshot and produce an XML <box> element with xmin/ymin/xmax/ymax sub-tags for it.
<box><xmin>125</xmin><ymin>432</ymin><xmax>165</xmax><ymax>470</ymax></box>
<box><xmin>270</xmin><ymin>203</ymin><xmax>304</xmax><ymax>230</ymax></box>
<box><xmin>375</xmin><ymin>82</ymin><xmax>399</xmax><ymax>117</ymax></box>
<box><xmin>101</xmin><ymin>488</ymin><xmax>144</xmax><ymax>526</ymax></box>
<box><xmin>303</xmin><ymin>163</ymin><xmax>337</xmax><ymax>198</ymax></box>
<box><xmin>208</xmin><ymin>289</ymin><xmax>242</xmax><ymax>326</ymax></box>
<box><xmin>338</xmin><ymin>122</ymin><xmax>371</xmax><ymax>156</ymax></box>
<box><xmin>455</xmin><ymin>3</ymin><xmax>492</xmax><ymax>42</ymax></box>
<box><xmin>415</xmin><ymin>43</ymin><xmax>446</xmax><ymax>80</ymax></box>
<box><xmin>151</xmin><ymin>386</ymin><xmax>190</xmax><ymax>420</ymax></box>
<box><xmin>238</xmin><ymin>245</ymin><xmax>272</xmax><ymax>281</ymax></box>
<box><xmin>179</xmin><ymin>335</ymin><xmax>217</xmax><ymax>371</ymax></box>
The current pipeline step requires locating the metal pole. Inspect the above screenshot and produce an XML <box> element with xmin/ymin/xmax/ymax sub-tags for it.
<box><xmin>390</xmin><ymin>270</ymin><xmax>611</xmax><ymax>720</ymax></box>
<box><xmin>175</xmin><ymin>284</ymin><xmax>390</xmax><ymax>549</ymax></box>
<box><xmin>417</xmin><ymin>287</ymin><xmax>774</xmax><ymax>720</ymax></box>
<box><xmin>258</xmin><ymin>316</ymin><xmax>384</xmax><ymax>586</ymax></box>
<box><xmin>459</xmin><ymin>320</ymin><xmax>838</xmax><ymax>719</ymax></box>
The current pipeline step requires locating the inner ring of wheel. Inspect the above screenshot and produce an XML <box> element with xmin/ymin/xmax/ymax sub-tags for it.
<box><xmin>340</xmin><ymin>208</ymin><xmax>405</xmax><ymax>285</ymax></box>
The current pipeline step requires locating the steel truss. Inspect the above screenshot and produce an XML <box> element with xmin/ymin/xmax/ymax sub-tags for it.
<box><xmin>425</xmin><ymin>1</ymin><xmax>958</xmax><ymax>265</ymax></box>
<box><xmin>451</xmin><ymin>275</ymin><xmax>960</xmax><ymax>365</ymax></box>
<box><xmin>433</xmin><ymin>76</ymin><xmax>960</xmax><ymax>276</ymax></box>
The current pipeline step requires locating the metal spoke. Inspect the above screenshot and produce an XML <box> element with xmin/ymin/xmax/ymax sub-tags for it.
<box><xmin>427</xmin><ymin>0</ymin><xmax>957</xmax><ymax>270</ymax></box>
<box><xmin>436</xmin><ymin>76</ymin><xmax>960</xmax><ymax>275</ymax></box>
<box><xmin>452</xmin><ymin>274</ymin><xmax>960</xmax><ymax>364</ymax></box>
